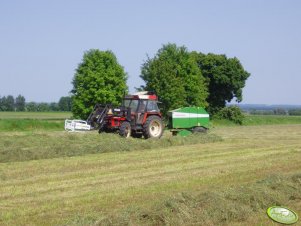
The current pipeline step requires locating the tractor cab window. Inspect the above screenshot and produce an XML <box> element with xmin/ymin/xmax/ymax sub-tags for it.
<box><xmin>129</xmin><ymin>99</ymin><xmax>139</xmax><ymax>112</ymax></box>
<box><xmin>123</xmin><ymin>99</ymin><xmax>131</xmax><ymax>107</ymax></box>
<box><xmin>138</xmin><ymin>100</ymin><xmax>147</xmax><ymax>112</ymax></box>
<box><xmin>146</xmin><ymin>100</ymin><xmax>159</xmax><ymax>112</ymax></box>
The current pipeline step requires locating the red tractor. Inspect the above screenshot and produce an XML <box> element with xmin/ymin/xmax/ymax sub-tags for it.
<box><xmin>87</xmin><ymin>91</ymin><xmax>164</xmax><ymax>138</ymax></box>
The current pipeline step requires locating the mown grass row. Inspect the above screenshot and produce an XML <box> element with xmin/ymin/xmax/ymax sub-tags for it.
<box><xmin>0</xmin><ymin>131</ymin><xmax>222</xmax><ymax>163</ymax></box>
<box><xmin>1</xmin><ymin>124</ymin><xmax>300</xmax><ymax>225</ymax></box>
<box><xmin>95</xmin><ymin>173</ymin><xmax>301</xmax><ymax>226</ymax></box>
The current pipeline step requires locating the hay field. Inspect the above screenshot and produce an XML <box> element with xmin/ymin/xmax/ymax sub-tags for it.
<box><xmin>0</xmin><ymin>124</ymin><xmax>301</xmax><ymax>225</ymax></box>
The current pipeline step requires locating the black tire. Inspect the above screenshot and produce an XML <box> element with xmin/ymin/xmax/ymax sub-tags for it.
<box><xmin>192</xmin><ymin>126</ymin><xmax>207</xmax><ymax>133</ymax></box>
<box><xmin>119</xmin><ymin>121</ymin><xmax>131</xmax><ymax>138</ymax></box>
<box><xmin>143</xmin><ymin>116</ymin><xmax>164</xmax><ymax>139</ymax></box>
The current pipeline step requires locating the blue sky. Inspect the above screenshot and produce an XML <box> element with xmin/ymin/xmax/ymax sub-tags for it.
<box><xmin>0</xmin><ymin>0</ymin><xmax>300</xmax><ymax>104</ymax></box>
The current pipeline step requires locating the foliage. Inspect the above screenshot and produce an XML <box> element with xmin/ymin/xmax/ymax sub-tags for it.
<box><xmin>15</xmin><ymin>95</ymin><xmax>26</xmax><ymax>111</ymax></box>
<box><xmin>273</xmin><ymin>108</ymin><xmax>287</xmax><ymax>115</ymax></box>
<box><xmin>288</xmin><ymin>108</ymin><xmax>301</xmax><ymax>116</ymax></box>
<box><xmin>25</xmin><ymin>102</ymin><xmax>38</xmax><ymax>111</ymax></box>
<box><xmin>49</xmin><ymin>102</ymin><xmax>59</xmax><ymax>111</ymax></box>
<box><xmin>249</xmin><ymin>109</ymin><xmax>274</xmax><ymax>115</ymax></box>
<box><xmin>193</xmin><ymin>52</ymin><xmax>250</xmax><ymax>114</ymax></box>
<box><xmin>140</xmin><ymin>43</ymin><xmax>208</xmax><ymax>115</ymax></box>
<box><xmin>71</xmin><ymin>49</ymin><xmax>128</xmax><ymax>119</ymax></box>
<box><xmin>58</xmin><ymin>96</ymin><xmax>72</xmax><ymax>111</ymax></box>
<box><xmin>0</xmin><ymin>95</ymin><xmax>15</xmax><ymax>111</ymax></box>
<box><xmin>25</xmin><ymin>102</ymin><xmax>58</xmax><ymax>112</ymax></box>
<box><xmin>213</xmin><ymin>106</ymin><xmax>245</xmax><ymax>125</ymax></box>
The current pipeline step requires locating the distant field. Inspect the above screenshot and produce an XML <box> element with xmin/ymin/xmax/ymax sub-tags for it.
<box><xmin>212</xmin><ymin>114</ymin><xmax>301</xmax><ymax>127</ymax></box>
<box><xmin>0</xmin><ymin>112</ymin><xmax>72</xmax><ymax>132</ymax></box>
<box><xmin>244</xmin><ymin>114</ymin><xmax>301</xmax><ymax>125</ymax></box>
<box><xmin>0</xmin><ymin>111</ymin><xmax>71</xmax><ymax>119</ymax></box>
<box><xmin>0</xmin><ymin>124</ymin><xmax>300</xmax><ymax>225</ymax></box>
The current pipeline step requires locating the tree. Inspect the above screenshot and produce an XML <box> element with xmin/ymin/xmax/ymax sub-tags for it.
<box><xmin>15</xmin><ymin>95</ymin><xmax>26</xmax><ymax>111</ymax></box>
<box><xmin>193</xmin><ymin>52</ymin><xmax>250</xmax><ymax>114</ymax></box>
<box><xmin>26</xmin><ymin>102</ymin><xmax>38</xmax><ymax>112</ymax></box>
<box><xmin>37</xmin><ymin>103</ymin><xmax>50</xmax><ymax>112</ymax></box>
<box><xmin>1</xmin><ymin>95</ymin><xmax>15</xmax><ymax>111</ymax></box>
<box><xmin>58</xmin><ymin>96</ymin><xmax>72</xmax><ymax>111</ymax></box>
<box><xmin>49</xmin><ymin>102</ymin><xmax>59</xmax><ymax>111</ymax></box>
<box><xmin>273</xmin><ymin>108</ymin><xmax>286</xmax><ymax>115</ymax></box>
<box><xmin>71</xmin><ymin>49</ymin><xmax>128</xmax><ymax>119</ymax></box>
<box><xmin>0</xmin><ymin>96</ymin><xmax>4</xmax><ymax>111</ymax></box>
<box><xmin>140</xmin><ymin>44</ymin><xmax>208</xmax><ymax>115</ymax></box>
<box><xmin>213</xmin><ymin>106</ymin><xmax>245</xmax><ymax>125</ymax></box>
<box><xmin>288</xmin><ymin>109</ymin><xmax>301</xmax><ymax>116</ymax></box>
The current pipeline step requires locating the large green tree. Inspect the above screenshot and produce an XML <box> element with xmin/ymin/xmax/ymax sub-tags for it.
<box><xmin>140</xmin><ymin>44</ymin><xmax>208</xmax><ymax>115</ymax></box>
<box><xmin>193</xmin><ymin>52</ymin><xmax>250</xmax><ymax>114</ymax></box>
<box><xmin>71</xmin><ymin>49</ymin><xmax>128</xmax><ymax>119</ymax></box>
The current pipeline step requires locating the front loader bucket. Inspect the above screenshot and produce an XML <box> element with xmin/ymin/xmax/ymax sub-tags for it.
<box><xmin>65</xmin><ymin>119</ymin><xmax>91</xmax><ymax>132</ymax></box>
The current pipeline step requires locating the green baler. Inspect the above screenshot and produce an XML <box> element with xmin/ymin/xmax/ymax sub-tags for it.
<box><xmin>168</xmin><ymin>107</ymin><xmax>209</xmax><ymax>136</ymax></box>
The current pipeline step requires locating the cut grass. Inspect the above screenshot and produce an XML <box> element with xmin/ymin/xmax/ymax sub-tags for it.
<box><xmin>0</xmin><ymin>124</ymin><xmax>301</xmax><ymax>225</ymax></box>
<box><xmin>0</xmin><ymin>131</ymin><xmax>222</xmax><ymax>163</ymax></box>
<box><xmin>98</xmin><ymin>173</ymin><xmax>301</xmax><ymax>226</ymax></box>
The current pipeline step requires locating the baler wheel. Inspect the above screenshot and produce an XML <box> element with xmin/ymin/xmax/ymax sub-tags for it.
<box><xmin>192</xmin><ymin>126</ymin><xmax>207</xmax><ymax>133</ymax></box>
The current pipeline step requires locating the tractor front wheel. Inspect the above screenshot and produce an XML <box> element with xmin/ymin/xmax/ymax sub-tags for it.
<box><xmin>119</xmin><ymin>121</ymin><xmax>131</xmax><ymax>138</ymax></box>
<box><xmin>143</xmin><ymin>116</ymin><xmax>164</xmax><ymax>139</ymax></box>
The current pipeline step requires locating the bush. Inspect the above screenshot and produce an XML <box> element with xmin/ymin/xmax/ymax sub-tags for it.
<box><xmin>214</xmin><ymin>106</ymin><xmax>244</xmax><ymax>125</ymax></box>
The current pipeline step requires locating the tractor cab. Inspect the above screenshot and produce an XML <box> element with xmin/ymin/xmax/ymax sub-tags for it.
<box><xmin>123</xmin><ymin>91</ymin><xmax>160</xmax><ymax>125</ymax></box>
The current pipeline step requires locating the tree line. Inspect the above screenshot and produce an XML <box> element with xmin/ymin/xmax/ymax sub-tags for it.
<box><xmin>0</xmin><ymin>95</ymin><xmax>72</xmax><ymax>112</ymax></box>
<box><xmin>249</xmin><ymin>108</ymin><xmax>301</xmax><ymax>116</ymax></box>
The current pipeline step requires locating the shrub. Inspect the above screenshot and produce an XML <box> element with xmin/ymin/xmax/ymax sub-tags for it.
<box><xmin>214</xmin><ymin>106</ymin><xmax>244</xmax><ymax>125</ymax></box>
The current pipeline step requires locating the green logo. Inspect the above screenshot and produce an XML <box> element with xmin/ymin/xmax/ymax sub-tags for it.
<box><xmin>267</xmin><ymin>206</ymin><xmax>298</xmax><ymax>224</ymax></box>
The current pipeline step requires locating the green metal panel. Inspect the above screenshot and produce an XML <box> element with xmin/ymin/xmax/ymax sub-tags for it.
<box><xmin>168</xmin><ymin>107</ymin><xmax>209</xmax><ymax>129</ymax></box>
<box><xmin>178</xmin><ymin>129</ymin><xmax>192</xmax><ymax>136</ymax></box>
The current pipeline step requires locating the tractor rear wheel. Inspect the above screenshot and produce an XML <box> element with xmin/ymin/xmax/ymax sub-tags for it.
<box><xmin>119</xmin><ymin>121</ymin><xmax>131</xmax><ymax>138</ymax></box>
<box><xmin>143</xmin><ymin>116</ymin><xmax>163</xmax><ymax>139</ymax></box>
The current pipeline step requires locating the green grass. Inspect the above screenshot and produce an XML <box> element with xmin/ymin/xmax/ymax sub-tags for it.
<box><xmin>0</xmin><ymin>124</ymin><xmax>301</xmax><ymax>225</ymax></box>
<box><xmin>0</xmin><ymin>111</ymin><xmax>71</xmax><ymax>119</ymax></box>
<box><xmin>244</xmin><ymin>115</ymin><xmax>301</xmax><ymax>125</ymax></box>
<box><xmin>0</xmin><ymin>119</ymin><xmax>64</xmax><ymax>132</ymax></box>
<box><xmin>212</xmin><ymin>114</ymin><xmax>301</xmax><ymax>127</ymax></box>
<box><xmin>0</xmin><ymin>111</ymin><xmax>71</xmax><ymax>132</ymax></box>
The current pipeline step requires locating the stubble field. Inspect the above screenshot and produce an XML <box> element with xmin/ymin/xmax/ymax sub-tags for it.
<box><xmin>0</xmin><ymin>112</ymin><xmax>301</xmax><ymax>225</ymax></box>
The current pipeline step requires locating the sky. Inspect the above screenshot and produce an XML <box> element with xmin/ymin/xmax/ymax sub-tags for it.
<box><xmin>0</xmin><ymin>0</ymin><xmax>300</xmax><ymax>104</ymax></box>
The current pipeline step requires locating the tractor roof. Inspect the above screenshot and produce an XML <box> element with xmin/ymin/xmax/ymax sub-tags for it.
<box><xmin>125</xmin><ymin>91</ymin><xmax>158</xmax><ymax>100</ymax></box>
